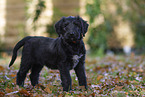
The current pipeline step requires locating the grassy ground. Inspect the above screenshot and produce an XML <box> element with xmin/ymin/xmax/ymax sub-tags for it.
<box><xmin>0</xmin><ymin>52</ymin><xmax>145</xmax><ymax>96</ymax></box>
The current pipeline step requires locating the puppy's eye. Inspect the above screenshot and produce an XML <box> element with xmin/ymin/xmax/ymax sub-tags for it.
<box><xmin>74</xmin><ymin>22</ymin><xmax>80</xmax><ymax>27</ymax></box>
<box><xmin>63</xmin><ymin>23</ymin><xmax>69</xmax><ymax>27</ymax></box>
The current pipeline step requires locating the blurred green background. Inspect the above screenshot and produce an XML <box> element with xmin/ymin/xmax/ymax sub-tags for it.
<box><xmin>0</xmin><ymin>0</ymin><xmax>145</xmax><ymax>56</ymax></box>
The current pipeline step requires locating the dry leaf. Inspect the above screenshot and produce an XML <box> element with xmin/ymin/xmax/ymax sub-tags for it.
<box><xmin>0</xmin><ymin>92</ymin><xmax>5</xmax><ymax>97</ymax></box>
<box><xmin>0</xmin><ymin>66</ymin><xmax>4</xmax><ymax>71</ymax></box>
<box><xmin>114</xmin><ymin>85</ymin><xmax>124</xmax><ymax>91</ymax></box>
<box><xmin>10</xmin><ymin>74</ymin><xmax>16</xmax><ymax>77</ymax></box>
<box><xmin>35</xmin><ymin>84</ymin><xmax>46</xmax><ymax>90</ymax></box>
<box><xmin>79</xmin><ymin>86</ymin><xmax>86</xmax><ymax>90</ymax></box>
<box><xmin>58</xmin><ymin>94</ymin><xmax>63</xmax><ymax>97</ymax></box>
<box><xmin>97</xmin><ymin>75</ymin><xmax>103</xmax><ymax>81</ymax></box>
<box><xmin>5</xmin><ymin>87</ymin><xmax>13</xmax><ymax>93</ymax></box>
<box><xmin>19</xmin><ymin>88</ymin><xmax>31</xmax><ymax>97</ymax></box>
<box><xmin>124</xmin><ymin>80</ymin><xmax>130</xmax><ymax>85</ymax></box>
<box><xmin>91</xmin><ymin>92</ymin><xmax>96</xmax><ymax>96</ymax></box>
<box><xmin>44</xmin><ymin>87</ymin><xmax>52</xmax><ymax>93</ymax></box>
<box><xmin>1</xmin><ymin>52</ymin><xmax>8</xmax><ymax>57</ymax></box>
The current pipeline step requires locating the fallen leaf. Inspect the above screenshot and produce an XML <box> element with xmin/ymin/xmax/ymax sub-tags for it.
<box><xmin>10</xmin><ymin>74</ymin><xmax>16</xmax><ymax>77</ymax></box>
<box><xmin>44</xmin><ymin>87</ymin><xmax>52</xmax><ymax>93</ymax></box>
<box><xmin>91</xmin><ymin>92</ymin><xmax>96</xmax><ymax>96</ymax></box>
<box><xmin>58</xmin><ymin>94</ymin><xmax>63</xmax><ymax>97</ymax></box>
<box><xmin>5</xmin><ymin>87</ymin><xmax>13</xmax><ymax>93</ymax></box>
<box><xmin>125</xmin><ymin>92</ymin><xmax>128</xmax><ymax>95</ymax></box>
<box><xmin>19</xmin><ymin>88</ymin><xmax>32</xmax><ymax>97</ymax></box>
<box><xmin>99</xmin><ymin>90</ymin><xmax>103</xmax><ymax>94</ymax></box>
<box><xmin>124</xmin><ymin>80</ymin><xmax>130</xmax><ymax>85</ymax></box>
<box><xmin>114</xmin><ymin>85</ymin><xmax>124</xmax><ymax>91</ymax></box>
<box><xmin>0</xmin><ymin>92</ymin><xmax>5</xmax><ymax>97</ymax></box>
<box><xmin>0</xmin><ymin>66</ymin><xmax>4</xmax><ymax>71</ymax></box>
<box><xmin>97</xmin><ymin>75</ymin><xmax>104</xmax><ymax>81</ymax></box>
<box><xmin>35</xmin><ymin>84</ymin><xmax>46</xmax><ymax>90</ymax></box>
<box><xmin>1</xmin><ymin>52</ymin><xmax>8</xmax><ymax>57</ymax></box>
<box><xmin>79</xmin><ymin>86</ymin><xmax>86</xmax><ymax>90</ymax></box>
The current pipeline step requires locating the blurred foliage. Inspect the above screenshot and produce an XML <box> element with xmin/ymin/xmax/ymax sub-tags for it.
<box><xmin>86</xmin><ymin>0</ymin><xmax>111</xmax><ymax>55</ymax></box>
<box><xmin>46</xmin><ymin>8</ymin><xmax>67</xmax><ymax>38</ymax></box>
<box><xmin>33</xmin><ymin>0</ymin><xmax>46</xmax><ymax>23</ymax></box>
<box><xmin>32</xmin><ymin>0</ymin><xmax>67</xmax><ymax>37</ymax></box>
<box><xmin>87</xmin><ymin>23</ymin><xmax>112</xmax><ymax>56</ymax></box>
<box><xmin>30</xmin><ymin>0</ymin><xmax>145</xmax><ymax>54</ymax></box>
<box><xmin>86</xmin><ymin>0</ymin><xmax>145</xmax><ymax>54</ymax></box>
<box><xmin>33</xmin><ymin>0</ymin><xmax>46</xmax><ymax>31</ymax></box>
<box><xmin>115</xmin><ymin>0</ymin><xmax>145</xmax><ymax>49</ymax></box>
<box><xmin>135</xmin><ymin>23</ymin><xmax>145</xmax><ymax>49</ymax></box>
<box><xmin>86</xmin><ymin>0</ymin><xmax>101</xmax><ymax>24</ymax></box>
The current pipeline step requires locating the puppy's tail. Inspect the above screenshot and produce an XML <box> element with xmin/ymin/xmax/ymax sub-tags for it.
<box><xmin>9</xmin><ymin>36</ymin><xmax>32</xmax><ymax>67</ymax></box>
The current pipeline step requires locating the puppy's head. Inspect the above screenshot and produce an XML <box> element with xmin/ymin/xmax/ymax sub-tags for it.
<box><xmin>55</xmin><ymin>16</ymin><xmax>89</xmax><ymax>43</ymax></box>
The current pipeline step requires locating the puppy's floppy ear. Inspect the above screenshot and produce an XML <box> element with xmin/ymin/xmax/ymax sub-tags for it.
<box><xmin>77</xmin><ymin>16</ymin><xmax>89</xmax><ymax>37</ymax></box>
<box><xmin>55</xmin><ymin>17</ymin><xmax>65</xmax><ymax>37</ymax></box>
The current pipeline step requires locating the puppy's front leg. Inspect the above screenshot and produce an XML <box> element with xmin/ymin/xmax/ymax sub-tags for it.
<box><xmin>74</xmin><ymin>58</ymin><xmax>87</xmax><ymax>89</ymax></box>
<box><xmin>58</xmin><ymin>65</ymin><xmax>72</xmax><ymax>91</ymax></box>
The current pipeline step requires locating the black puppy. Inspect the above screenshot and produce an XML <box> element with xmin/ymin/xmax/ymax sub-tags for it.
<box><xmin>9</xmin><ymin>16</ymin><xmax>89</xmax><ymax>91</ymax></box>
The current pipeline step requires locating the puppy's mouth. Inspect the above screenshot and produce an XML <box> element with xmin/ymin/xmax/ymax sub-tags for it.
<box><xmin>70</xmin><ymin>38</ymin><xmax>77</xmax><ymax>43</ymax></box>
<box><xmin>63</xmin><ymin>32</ymin><xmax>82</xmax><ymax>43</ymax></box>
<box><xmin>65</xmin><ymin>36</ymin><xmax>80</xmax><ymax>43</ymax></box>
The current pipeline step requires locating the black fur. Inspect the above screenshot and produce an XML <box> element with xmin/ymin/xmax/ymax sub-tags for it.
<box><xmin>9</xmin><ymin>16</ymin><xmax>89</xmax><ymax>91</ymax></box>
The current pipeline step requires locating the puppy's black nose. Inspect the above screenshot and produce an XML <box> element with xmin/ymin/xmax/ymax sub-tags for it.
<box><xmin>70</xmin><ymin>32</ymin><xmax>75</xmax><ymax>35</ymax></box>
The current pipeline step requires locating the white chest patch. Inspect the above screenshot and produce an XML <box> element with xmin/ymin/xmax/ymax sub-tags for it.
<box><xmin>72</xmin><ymin>54</ymin><xmax>83</xmax><ymax>68</ymax></box>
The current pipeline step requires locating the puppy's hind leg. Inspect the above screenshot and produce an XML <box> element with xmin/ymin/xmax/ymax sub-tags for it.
<box><xmin>17</xmin><ymin>61</ymin><xmax>31</xmax><ymax>87</ymax></box>
<box><xmin>29</xmin><ymin>64</ymin><xmax>43</xmax><ymax>86</ymax></box>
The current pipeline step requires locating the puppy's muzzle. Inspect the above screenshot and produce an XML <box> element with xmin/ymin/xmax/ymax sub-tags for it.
<box><xmin>70</xmin><ymin>32</ymin><xmax>75</xmax><ymax>36</ymax></box>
